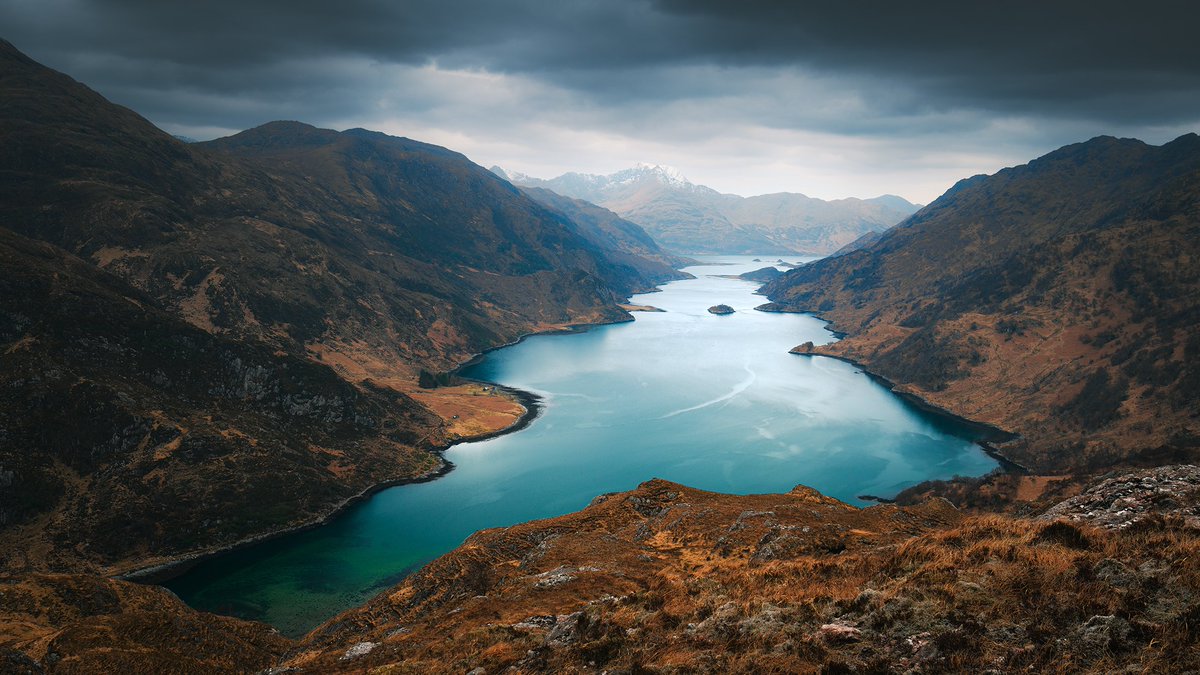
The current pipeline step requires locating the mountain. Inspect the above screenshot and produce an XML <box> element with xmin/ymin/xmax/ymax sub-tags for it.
<box><xmin>497</xmin><ymin>163</ymin><xmax>920</xmax><ymax>254</ymax></box>
<box><xmin>0</xmin><ymin>39</ymin><xmax>681</xmax><ymax>574</ymax></box>
<box><xmin>0</xmin><ymin>227</ymin><xmax>444</xmax><ymax>573</ymax></box>
<box><xmin>7</xmin><ymin>36</ymin><xmax>1200</xmax><ymax>674</ymax></box>
<box><xmin>763</xmin><ymin>134</ymin><xmax>1200</xmax><ymax>478</ymax></box>
<box><xmin>514</xmin><ymin>185</ymin><xmax>695</xmax><ymax>277</ymax></box>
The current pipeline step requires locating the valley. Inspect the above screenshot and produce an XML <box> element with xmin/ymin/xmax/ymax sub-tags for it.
<box><xmin>164</xmin><ymin>256</ymin><xmax>996</xmax><ymax>636</ymax></box>
<box><xmin>1</xmin><ymin>20</ymin><xmax>1199</xmax><ymax>675</ymax></box>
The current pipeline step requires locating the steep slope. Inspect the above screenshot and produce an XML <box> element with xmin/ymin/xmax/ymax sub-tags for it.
<box><xmin>763</xmin><ymin>135</ymin><xmax>1200</xmax><ymax>475</ymax></box>
<box><xmin>280</xmin><ymin>476</ymin><xmax>1200</xmax><ymax>673</ymax></box>
<box><xmin>0</xmin><ymin>224</ymin><xmax>443</xmax><ymax>575</ymax></box>
<box><xmin>1</xmin><ymin>39</ymin><xmax>670</xmax><ymax>382</ymax></box>
<box><xmin>500</xmin><ymin>164</ymin><xmax>919</xmax><ymax>254</ymax></box>
<box><xmin>0</xmin><ymin>39</ymin><xmax>681</xmax><ymax>574</ymax></box>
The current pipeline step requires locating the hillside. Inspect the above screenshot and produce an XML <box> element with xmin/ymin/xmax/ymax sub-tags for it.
<box><xmin>763</xmin><ymin>135</ymin><xmax>1200</xmax><ymax>480</ymax></box>
<box><xmin>5</xmin><ymin>470</ymin><xmax>1200</xmax><ymax>673</ymax></box>
<box><xmin>277</xmin><ymin>474</ymin><xmax>1200</xmax><ymax>673</ymax></box>
<box><xmin>497</xmin><ymin>164</ymin><xmax>919</xmax><ymax>255</ymax></box>
<box><xmin>0</xmin><ymin>39</ymin><xmax>682</xmax><ymax>574</ymax></box>
<box><xmin>0</xmin><ymin>227</ymin><xmax>446</xmax><ymax>574</ymax></box>
<box><xmin>0</xmin><ymin>573</ymin><xmax>288</xmax><ymax>673</ymax></box>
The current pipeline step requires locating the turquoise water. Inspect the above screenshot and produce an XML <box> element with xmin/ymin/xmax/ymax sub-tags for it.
<box><xmin>166</xmin><ymin>255</ymin><xmax>997</xmax><ymax>636</ymax></box>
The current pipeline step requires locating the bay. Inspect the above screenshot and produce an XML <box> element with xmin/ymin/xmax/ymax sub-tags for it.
<box><xmin>166</xmin><ymin>255</ymin><xmax>997</xmax><ymax>636</ymax></box>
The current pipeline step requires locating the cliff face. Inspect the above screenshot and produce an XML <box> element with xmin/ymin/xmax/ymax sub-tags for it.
<box><xmin>0</xmin><ymin>40</ymin><xmax>678</xmax><ymax>575</ymax></box>
<box><xmin>276</xmin><ymin>475</ymin><xmax>1200</xmax><ymax>674</ymax></box>
<box><xmin>763</xmin><ymin>135</ymin><xmax>1200</xmax><ymax>475</ymax></box>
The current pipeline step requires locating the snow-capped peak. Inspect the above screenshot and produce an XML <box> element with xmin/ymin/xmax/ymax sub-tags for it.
<box><xmin>615</xmin><ymin>163</ymin><xmax>691</xmax><ymax>187</ymax></box>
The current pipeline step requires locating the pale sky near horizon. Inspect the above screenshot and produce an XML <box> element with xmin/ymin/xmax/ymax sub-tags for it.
<box><xmin>4</xmin><ymin>0</ymin><xmax>1198</xmax><ymax>203</ymax></box>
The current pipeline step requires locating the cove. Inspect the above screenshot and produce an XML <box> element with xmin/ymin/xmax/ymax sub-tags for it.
<box><xmin>165</xmin><ymin>255</ymin><xmax>997</xmax><ymax>637</ymax></box>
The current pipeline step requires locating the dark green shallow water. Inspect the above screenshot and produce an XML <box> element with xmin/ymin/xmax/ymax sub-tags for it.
<box><xmin>167</xmin><ymin>255</ymin><xmax>997</xmax><ymax>636</ymax></box>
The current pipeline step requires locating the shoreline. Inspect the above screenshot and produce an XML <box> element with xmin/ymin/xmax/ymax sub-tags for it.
<box><xmin>761</xmin><ymin>298</ymin><xmax>1027</xmax><ymax>484</ymax></box>
<box><xmin>789</xmin><ymin>350</ymin><xmax>1029</xmax><ymax>475</ymax></box>
<box><xmin>124</xmin><ymin>288</ymin><xmax>1019</xmax><ymax>585</ymax></box>
<box><xmin>119</xmin><ymin>313</ymin><xmax>635</xmax><ymax>585</ymax></box>
<box><xmin>749</xmin><ymin>296</ymin><xmax>1025</xmax><ymax>472</ymax></box>
<box><xmin>119</xmin><ymin>460</ymin><xmax>457</xmax><ymax>584</ymax></box>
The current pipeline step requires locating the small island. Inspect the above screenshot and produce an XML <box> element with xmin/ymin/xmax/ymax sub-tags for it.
<box><xmin>707</xmin><ymin>304</ymin><xmax>735</xmax><ymax>315</ymax></box>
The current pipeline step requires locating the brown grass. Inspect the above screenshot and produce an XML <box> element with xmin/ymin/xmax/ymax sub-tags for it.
<box><xmin>280</xmin><ymin>481</ymin><xmax>1200</xmax><ymax>673</ymax></box>
<box><xmin>405</xmin><ymin>383</ymin><xmax>526</xmax><ymax>441</ymax></box>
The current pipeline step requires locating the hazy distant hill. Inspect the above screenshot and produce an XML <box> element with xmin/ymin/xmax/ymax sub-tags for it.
<box><xmin>495</xmin><ymin>163</ymin><xmax>919</xmax><ymax>254</ymax></box>
<box><xmin>0</xmin><ymin>39</ymin><xmax>680</xmax><ymax>573</ymax></box>
<box><xmin>763</xmin><ymin>134</ymin><xmax>1200</xmax><ymax>475</ymax></box>
<box><xmin>515</xmin><ymin>185</ymin><xmax>695</xmax><ymax>275</ymax></box>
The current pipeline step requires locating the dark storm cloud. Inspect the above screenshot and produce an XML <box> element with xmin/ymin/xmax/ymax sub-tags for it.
<box><xmin>653</xmin><ymin>1</ymin><xmax>1200</xmax><ymax>124</ymax></box>
<box><xmin>2</xmin><ymin>0</ymin><xmax>1198</xmax><ymax>200</ymax></box>
<box><xmin>7</xmin><ymin>0</ymin><xmax>1199</xmax><ymax>125</ymax></box>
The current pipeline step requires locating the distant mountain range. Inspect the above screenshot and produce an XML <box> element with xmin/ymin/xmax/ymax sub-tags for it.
<box><xmin>764</xmin><ymin>133</ymin><xmax>1200</xmax><ymax>477</ymax></box>
<box><xmin>493</xmin><ymin>163</ymin><xmax>920</xmax><ymax>255</ymax></box>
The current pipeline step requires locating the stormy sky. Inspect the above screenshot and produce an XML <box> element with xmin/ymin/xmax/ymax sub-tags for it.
<box><xmin>4</xmin><ymin>0</ymin><xmax>1198</xmax><ymax>202</ymax></box>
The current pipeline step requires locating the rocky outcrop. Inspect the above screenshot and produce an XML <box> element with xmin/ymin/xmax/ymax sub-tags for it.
<box><xmin>708</xmin><ymin>304</ymin><xmax>735</xmax><ymax>315</ymax></box>
<box><xmin>1039</xmin><ymin>464</ymin><xmax>1200</xmax><ymax>529</ymax></box>
<box><xmin>3</xmin><ymin>473</ymin><xmax>1198</xmax><ymax>673</ymax></box>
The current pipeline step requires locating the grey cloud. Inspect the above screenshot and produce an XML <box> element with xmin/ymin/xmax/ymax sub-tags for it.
<box><xmin>6</xmin><ymin>0</ymin><xmax>1197</xmax><ymax>128</ymax></box>
<box><xmin>1</xmin><ymin>0</ymin><xmax>1198</xmax><ymax>201</ymax></box>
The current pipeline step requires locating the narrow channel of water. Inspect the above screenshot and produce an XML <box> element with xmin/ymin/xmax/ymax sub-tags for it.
<box><xmin>167</xmin><ymin>255</ymin><xmax>997</xmax><ymax>636</ymax></box>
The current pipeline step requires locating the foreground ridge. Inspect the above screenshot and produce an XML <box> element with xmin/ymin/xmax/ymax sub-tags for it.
<box><xmin>5</xmin><ymin>469</ymin><xmax>1200</xmax><ymax>672</ymax></box>
<box><xmin>277</xmin><ymin>472</ymin><xmax>1200</xmax><ymax>673</ymax></box>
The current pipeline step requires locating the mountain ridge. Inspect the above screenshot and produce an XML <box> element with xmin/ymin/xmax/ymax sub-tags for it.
<box><xmin>495</xmin><ymin>164</ymin><xmax>920</xmax><ymax>255</ymax></box>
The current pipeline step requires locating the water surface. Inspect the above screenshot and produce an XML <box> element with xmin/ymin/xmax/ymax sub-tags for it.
<box><xmin>168</xmin><ymin>255</ymin><xmax>996</xmax><ymax>635</ymax></box>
